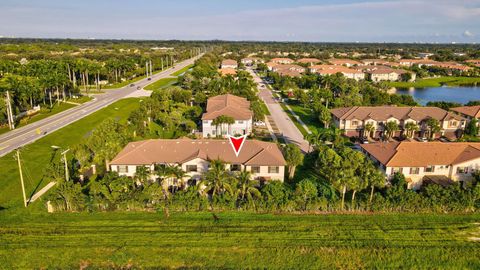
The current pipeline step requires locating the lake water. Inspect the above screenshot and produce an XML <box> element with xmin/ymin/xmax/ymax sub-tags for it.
<box><xmin>393</xmin><ymin>86</ymin><xmax>480</xmax><ymax>105</ymax></box>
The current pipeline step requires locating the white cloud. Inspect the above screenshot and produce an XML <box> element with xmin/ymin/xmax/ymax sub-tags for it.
<box><xmin>463</xmin><ymin>30</ymin><xmax>474</xmax><ymax>37</ymax></box>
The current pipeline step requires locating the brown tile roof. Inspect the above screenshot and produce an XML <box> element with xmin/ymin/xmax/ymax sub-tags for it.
<box><xmin>110</xmin><ymin>139</ymin><xmax>286</xmax><ymax>166</ymax></box>
<box><xmin>202</xmin><ymin>94</ymin><xmax>252</xmax><ymax>120</ymax></box>
<box><xmin>271</xmin><ymin>58</ymin><xmax>294</xmax><ymax>63</ymax></box>
<box><xmin>328</xmin><ymin>58</ymin><xmax>362</xmax><ymax>66</ymax></box>
<box><xmin>317</xmin><ymin>66</ymin><xmax>364</xmax><ymax>75</ymax></box>
<box><xmin>451</xmin><ymin>105</ymin><xmax>480</xmax><ymax>118</ymax></box>
<box><xmin>330</xmin><ymin>106</ymin><xmax>464</xmax><ymax>122</ymax></box>
<box><xmin>222</xmin><ymin>59</ymin><xmax>237</xmax><ymax>66</ymax></box>
<box><xmin>218</xmin><ymin>68</ymin><xmax>237</xmax><ymax>76</ymax></box>
<box><xmin>361</xmin><ymin>142</ymin><xmax>480</xmax><ymax>167</ymax></box>
<box><xmin>297</xmin><ymin>58</ymin><xmax>321</xmax><ymax>64</ymax></box>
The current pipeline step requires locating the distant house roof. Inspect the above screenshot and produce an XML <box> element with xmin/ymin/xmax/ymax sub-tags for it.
<box><xmin>451</xmin><ymin>105</ymin><xmax>480</xmax><ymax>118</ymax></box>
<box><xmin>270</xmin><ymin>58</ymin><xmax>294</xmax><ymax>63</ymax></box>
<box><xmin>297</xmin><ymin>58</ymin><xmax>321</xmax><ymax>64</ymax></box>
<box><xmin>317</xmin><ymin>66</ymin><xmax>363</xmax><ymax>75</ymax></box>
<box><xmin>110</xmin><ymin>139</ymin><xmax>286</xmax><ymax>166</ymax></box>
<box><xmin>202</xmin><ymin>94</ymin><xmax>252</xmax><ymax>120</ymax></box>
<box><xmin>221</xmin><ymin>59</ymin><xmax>238</xmax><ymax>66</ymax></box>
<box><xmin>330</xmin><ymin>106</ymin><xmax>464</xmax><ymax>122</ymax></box>
<box><xmin>328</xmin><ymin>58</ymin><xmax>362</xmax><ymax>66</ymax></box>
<box><xmin>218</xmin><ymin>68</ymin><xmax>237</xmax><ymax>76</ymax></box>
<box><xmin>361</xmin><ymin>142</ymin><xmax>480</xmax><ymax>167</ymax></box>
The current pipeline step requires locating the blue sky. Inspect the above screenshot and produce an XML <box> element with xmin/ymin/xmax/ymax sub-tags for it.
<box><xmin>0</xmin><ymin>0</ymin><xmax>479</xmax><ymax>43</ymax></box>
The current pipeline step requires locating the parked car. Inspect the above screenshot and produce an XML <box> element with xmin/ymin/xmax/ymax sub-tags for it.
<box><xmin>254</xmin><ymin>121</ymin><xmax>266</xmax><ymax>127</ymax></box>
<box><xmin>130</xmin><ymin>83</ymin><xmax>135</xmax><ymax>87</ymax></box>
<box><xmin>147</xmin><ymin>78</ymin><xmax>151</xmax><ymax>81</ymax></box>
<box><xmin>416</xmin><ymin>137</ymin><xmax>428</xmax><ymax>142</ymax></box>
<box><xmin>137</xmin><ymin>86</ymin><xmax>141</xmax><ymax>90</ymax></box>
<box><xmin>361</xmin><ymin>137</ymin><xmax>369</xmax><ymax>144</ymax></box>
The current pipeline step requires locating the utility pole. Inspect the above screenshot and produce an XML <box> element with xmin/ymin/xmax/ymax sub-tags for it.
<box><xmin>149</xmin><ymin>60</ymin><xmax>153</xmax><ymax>78</ymax></box>
<box><xmin>15</xmin><ymin>149</ymin><xmax>27</xmax><ymax>207</ymax></box>
<box><xmin>5</xmin><ymin>90</ymin><xmax>15</xmax><ymax>130</ymax></box>
<box><xmin>61</xmin><ymin>149</ymin><xmax>70</xmax><ymax>181</ymax></box>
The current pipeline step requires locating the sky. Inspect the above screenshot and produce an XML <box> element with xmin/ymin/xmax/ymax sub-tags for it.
<box><xmin>0</xmin><ymin>0</ymin><xmax>479</xmax><ymax>43</ymax></box>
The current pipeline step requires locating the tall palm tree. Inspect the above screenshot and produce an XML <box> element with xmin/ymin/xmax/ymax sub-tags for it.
<box><xmin>404</xmin><ymin>122</ymin><xmax>419</xmax><ymax>139</ymax></box>
<box><xmin>364</xmin><ymin>122</ymin><xmax>375</xmax><ymax>140</ymax></box>
<box><xmin>201</xmin><ymin>159</ymin><xmax>233</xmax><ymax>210</ymax></box>
<box><xmin>384</xmin><ymin>121</ymin><xmax>399</xmax><ymax>141</ymax></box>
<box><xmin>235</xmin><ymin>171</ymin><xmax>261</xmax><ymax>210</ymax></box>
<box><xmin>425</xmin><ymin>118</ymin><xmax>441</xmax><ymax>140</ymax></box>
<box><xmin>135</xmin><ymin>166</ymin><xmax>151</xmax><ymax>187</ymax></box>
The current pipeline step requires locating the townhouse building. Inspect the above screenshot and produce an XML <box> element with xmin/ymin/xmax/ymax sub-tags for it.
<box><xmin>201</xmin><ymin>94</ymin><xmax>253</xmax><ymax>138</ymax></box>
<box><xmin>331</xmin><ymin>106</ymin><xmax>466</xmax><ymax>140</ymax></box>
<box><xmin>110</xmin><ymin>139</ymin><xmax>287</xmax><ymax>188</ymax></box>
<box><xmin>361</xmin><ymin>142</ymin><xmax>480</xmax><ymax>189</ymax></box>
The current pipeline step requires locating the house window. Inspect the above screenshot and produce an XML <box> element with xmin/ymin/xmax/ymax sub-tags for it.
<box><xmin>231</xmin><ymin>164</ymin><xmax>241</xmax><ymax>171</ymax></box>
<box><xmin>351</xmin><ymin>120</ymin><xmax>359</xmax><ymax>127</ymax></box>
<box><xmin>268</xmin><ymin>166</ymin><xmax>279</xmax><ymax>174</ymax></box>
<box><xmin>186</xmin><ymin>165</ymin><xmax>197</xmax><ymax>172</ymax></box>
<box><xmin>425</xmin><ymin>165</ymin><xmax>435</xmax><ymax>173</ymax></box>
<box><xmin>457</xmin><ymin>167</ymin><xmax>469</xmax><ymax>174</ymax></box>
<box><xmin>251</xmin><ymin>166</ymin><xmax>260</xmax><ymax>174</ymax></box>
<box><xmin>118</xmin><ymin>165</ymin><xmax>128</xmax><ymax>173</ymax></box>
<box><xmin>154</xmin><ymin>164</ymin><xmax>166</xmax><ymax>171</ymax></box>
<box><xmin>410</xmin><ymin>167</ymin><xmax>420</xmax><ymax>175</ymax></box>
<box><xmin>237</xmin><ymin>120</ymin><xmax>244</xmax><ymax>124</ymax></box>
<box><xmin>203</xmin><ymin>120</ymin><xmax>209</xmax><ymax>124</ymax></box>
<box><xmin>391</xmin><ymin>167</ymin><xmax>403</xmax><ymax>174</ymax></box>
<box><xmin>136</xmin><ymin>165</ymin><xmax>149</xmax><ymax>172</ymax></box>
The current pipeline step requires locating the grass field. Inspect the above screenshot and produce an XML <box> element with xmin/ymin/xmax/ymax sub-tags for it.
<box><xmin>0</xmin><ymin>98</ymin><xmax>141</xmax><ymax>210</ymax></box>
<box><xmin>144</xmin><ymin>77</ymin><xmax>178</xmax><ymax>91</ymax></box>
<box><xmin>171</xmin><ymin>64</ymin><xmax>193</xmax><ymax>76</ymax></box>
<box><xmin>387</xmin><ymin>76</ymin><xmax>480</xmax><ymax>88</ymax></box>
<box><xmin>0</xmin><ymin>102</ymin><xmax>76</xmax><ymax>136</ymax></box>
<box><xmin>0</xmin><ymin>211</ymin><xmax>479</xmax><ymax>269</ymax></box>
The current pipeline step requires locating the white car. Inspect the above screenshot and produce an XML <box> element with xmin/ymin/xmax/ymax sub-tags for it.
<box><xmin>254</xmin><ymin>121</ymin><xmax>266</xmax><ymax>126</ymax></box>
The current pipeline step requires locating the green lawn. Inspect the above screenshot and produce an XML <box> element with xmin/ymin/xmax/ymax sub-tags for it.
<box><xmin>0</xmin><ymin>98</ymin><xmax>142</xmax><ymax>210</ymax></box>
<box><xmin>387</xmin><ymin>76</ymin><xmax>480</xmax><ymax>88</ymax></box>
<box><xmin>103</xmin><ymin>67</ymin><xmax>171</xmax><ymax>89</ymax></box>
<box><xmin>0</xmin><ymin>211</ymin><xmax>478</xmax><ymax>269</ymax></box>
<box><xmin>144</xmin><ymin>77</ymin><xmax>178</xmax><ymax>91</ymax></box>
<box><xmin>287</xmin><ymin>103</ymin><xmax>323</xmax><ymax>133</ymax></box>
<box><xmin>0</xmin><ymin>102</ymin><xmax>76</xmax><ymax>136</ymax></box>
<box><xmin>171</xmin><ymin>64</ymin><xmax>193</xmax><ymax>76</ymax></box>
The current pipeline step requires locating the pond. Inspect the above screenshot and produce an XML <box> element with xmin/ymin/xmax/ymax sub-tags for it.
<box><xmin>393</xmin><ymin>86</ymin><xmax>480</xmax><ymax>105</ymax></box>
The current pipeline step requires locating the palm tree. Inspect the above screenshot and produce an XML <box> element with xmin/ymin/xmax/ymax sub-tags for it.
<box><xmin>235</xmin><ymin>171</ymin><xmax>261</xmax><ymax>210</ymax></box>
<box><xmin>404</xmin><ymin>122</ymin><xmax>419</xmax><ymax>139</ymax></box>
<box><xmin>283</xmin><ymin>144</ymin><xmax>304</xmax><ymax>180</ymax></box>
<box><xmin>201</xmin><ymin>159</ymin><xmax>234</xmax><ymax>210</ymax></box>
<box><xmin>364</xmin><ymin>122</ymin><xmax>375</xmax><ymax>141</ymax></box>
<box><xmin>425</xmin><ymin>118</ymin><xmax>441</xmax><ymax>140</ymax></box>
<box><xmin>384</xmin><ymin>121</ymin><xmax>399</xmax><ymax>141</ymax></box>
<box><xmin>135</xmin><ymin>166</ymin><xmax>151</xmax><ymax>186</ymax></box>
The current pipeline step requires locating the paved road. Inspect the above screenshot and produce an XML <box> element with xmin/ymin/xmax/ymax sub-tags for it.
<box><xmin>0</xmin><ymin>55</ymin><xmax>201</xmax><ymax>157</ymax></box>
<box><xmin>247</xmin><ymin>68</ymin><xmax>310</xmax><ymax>152</ymax></box>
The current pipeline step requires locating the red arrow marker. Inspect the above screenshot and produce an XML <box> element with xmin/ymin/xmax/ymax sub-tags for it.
<box><xmin>228</xmin><ymin>135</ymin><xmax>247</xmax><ymax>157</ymax></box>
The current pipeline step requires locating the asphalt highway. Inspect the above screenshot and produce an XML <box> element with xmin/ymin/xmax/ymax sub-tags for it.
<box><xmin>0</xmin><ymin>55</ymin><xmax>201</xmax><ymax>157</ymax></box>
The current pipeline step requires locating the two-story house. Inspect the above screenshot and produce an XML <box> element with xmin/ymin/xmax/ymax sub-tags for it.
<box><xmin>451</xmin><ymin>105</ymin><xmax>480</xmax><ymax>135</ymax></box>
<box><xmin>202</xmin><ymin>94</ymin><xmax>253</xmax><ymax>138</ymax></box>
<box><xmin>331</xmin><ymin>106</ymin><xmax>466</xmax><ymax>140</ymax></box>
<box><xmin>361</xmin><ymin>142</ymin><xmax>480</xmax><ymax>189</ymax></box>
<box><xmin>109</xmin><ymin>138</ymin><xmax>287</xmax><ymax>188</ymax></box>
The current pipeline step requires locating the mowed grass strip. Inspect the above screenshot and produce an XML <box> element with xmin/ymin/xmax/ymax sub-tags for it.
<box><xmin>144</xmin><ymin>77</ymin><xmax>178</xmax><ymax>91</ymax></box>
<box><xmin>0</xmin><ymin>212</ymin><xmax>479</xmax><ymax>269</ymax></box>
<box><xmin>171</xmin><ymin>64</ymin><xmax>193</xmax><ymax>76</ymax></box>
<box><xmin>387</xmin><ymin>76</ymin><xmax>480</xmax><ymax>88</ymax></box>
<box><xmin>0</xmin><ymin>98</ymin><xmax>141</xmax><ymax>209</ymax></box>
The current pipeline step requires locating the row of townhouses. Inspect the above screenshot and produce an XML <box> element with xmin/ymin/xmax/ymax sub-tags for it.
<box><xmin>109</xmin><ymin>139</ymin><xmax>286</xmax><ymax>187</ymax></box>
<box><xmin>330</xmin><ymin>106</ymin><xmax>468</xmax><ymax>140</ymax></box>
<box><xmin>361</xmin><ymin>141</ymin><xmax>480</xmax><ymax>189</ymax></box>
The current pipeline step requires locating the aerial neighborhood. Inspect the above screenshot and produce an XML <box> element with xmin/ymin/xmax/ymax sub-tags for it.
<box><xmin>3</xmin><ymin>1</ymin><xmax>480</xmax><ymax>268</ymax></box>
